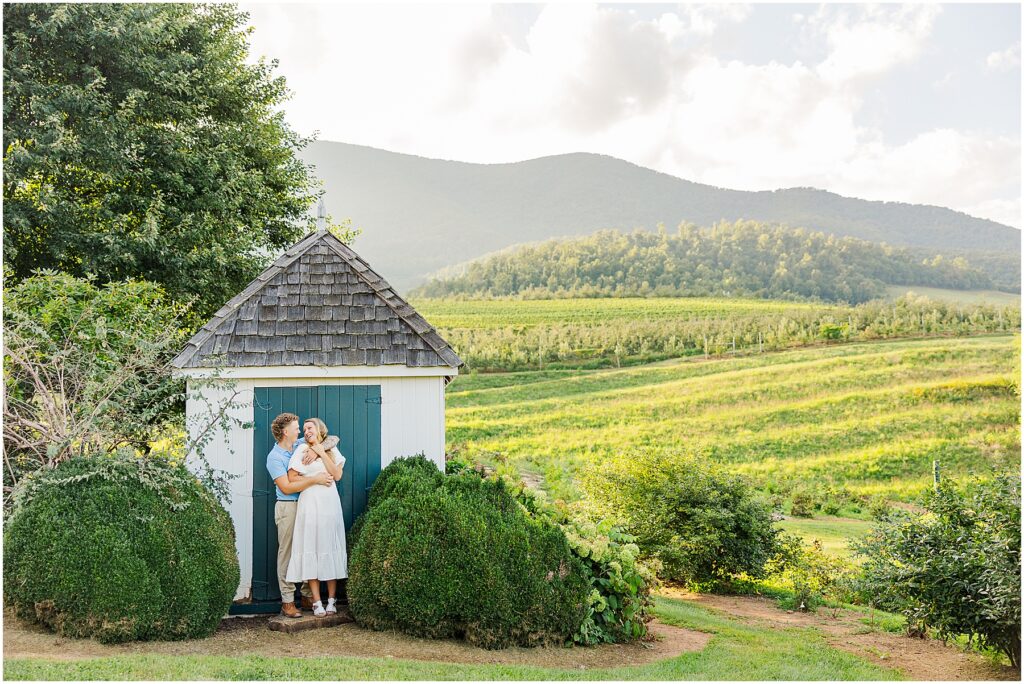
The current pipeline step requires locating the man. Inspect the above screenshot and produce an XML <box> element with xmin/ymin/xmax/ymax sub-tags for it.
<box><xmin>266</xmin><ymin>412</ymin><xmax>339</xmax><ymax>618</ymax></box>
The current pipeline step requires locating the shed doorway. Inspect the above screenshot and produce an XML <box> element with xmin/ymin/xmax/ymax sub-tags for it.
<box><xmin>249</xmin><ymin>385</ymin><xmax>382</xmax><ymax>605</ymax></box>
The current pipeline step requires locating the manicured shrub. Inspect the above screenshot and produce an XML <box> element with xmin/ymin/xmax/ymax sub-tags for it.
<box><xmin>348</xmin><ymin>458</ymin><xmax>589</xmax><ymax>649</ymax></box>
<box><xmin>364</xmin><ymin>453</ymin><xmax>444</xmax><ymax>509</ymax></box>
<box><xmin>4</xmin><ymin>452</ymin><xmax>239</xmax><ymax>643</ymax></box>
<box><xmin>854</xmin><ymin>475</ymin><xmax>1020</xmax><ymax>667</ymax></box>
<box><xmin>581</xmin><ymin>451</ymin><xmax>782</xmax><ymax>585</ymax></box>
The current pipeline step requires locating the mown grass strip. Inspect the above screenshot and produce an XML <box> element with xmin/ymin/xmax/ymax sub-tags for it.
<box><xmin>2</xmin><ymin>598</ymin><xmax>900</xmax><ymax>681</ymax></box>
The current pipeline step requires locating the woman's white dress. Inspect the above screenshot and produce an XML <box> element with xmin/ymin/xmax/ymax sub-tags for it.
<box><xmin>284</xmin><ymin>445</ymin><xmax>348</xmax><ymax>582</ymax></box>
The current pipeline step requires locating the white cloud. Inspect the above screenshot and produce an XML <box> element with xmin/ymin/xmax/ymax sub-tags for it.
<box><xmin>241</xmin><ymin>2</ymin><xmax>1020</xmax><ymax>228</ymax></box>
<box><xmin>986</xmin><ymin>42</ymin><xmax>1021</xmax><ymax>71</ymax></box>
<box><xmin>812</xmin><ymin>4</ymin><xmax>941</xmax><ymax>84</ymax></box>
<box><xmin>833</xmin><ymin>129</ymin><xmax>1021</xmax><ymax>220</ymax></box>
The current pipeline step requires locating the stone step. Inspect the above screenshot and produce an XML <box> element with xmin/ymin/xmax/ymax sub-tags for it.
<box><xmin>268</xmin><ymin>606</ymin><xmax>354</xmax><ymax>633</ymax></box>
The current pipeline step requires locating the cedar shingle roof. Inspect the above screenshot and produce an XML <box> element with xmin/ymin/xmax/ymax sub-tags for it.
<box><xmin>171</xmin><ymin>230</ymin><xmax>462</xmax><ymax>370</ymax></box>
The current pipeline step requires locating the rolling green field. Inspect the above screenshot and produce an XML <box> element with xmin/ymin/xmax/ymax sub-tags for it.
<box><xmin>446</xmin><ymin>335</ymin><xmax>1020</xmax><ymax>505</ymax></box>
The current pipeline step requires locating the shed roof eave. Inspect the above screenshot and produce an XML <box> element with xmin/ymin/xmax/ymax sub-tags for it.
<box><xmin>174</xmin><ymin>364</ymin><xmax>460</xmax><ymax>380</ymax></box>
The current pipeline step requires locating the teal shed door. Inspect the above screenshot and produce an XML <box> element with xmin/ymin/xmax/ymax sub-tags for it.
<box><xmin>250</xmin><ymin>385</ymin><xmax>382</xmax><ymax>605</ymax></box>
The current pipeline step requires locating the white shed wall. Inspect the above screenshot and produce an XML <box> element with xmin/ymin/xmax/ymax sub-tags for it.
<box><xmin>185</xmin><ymin>373</ymin><xmax>447</xmax><ymax>601</ymax></box>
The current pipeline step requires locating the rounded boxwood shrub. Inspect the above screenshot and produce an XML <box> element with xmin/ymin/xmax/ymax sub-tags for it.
<box><xmin>348</xmin><ymin>456</ymin><xmax>589</xmax><ymax>649</ymax></box>
<box><xmin>3</xmin><ymin>452</ymin><xmax>240</xmax><ymax>643</ymax></box>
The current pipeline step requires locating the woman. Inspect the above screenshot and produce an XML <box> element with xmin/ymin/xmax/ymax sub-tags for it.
<box><xmin>284</xmin><ymin>418</ymin><xmax>348</xmax><ymax>616</ymax></box>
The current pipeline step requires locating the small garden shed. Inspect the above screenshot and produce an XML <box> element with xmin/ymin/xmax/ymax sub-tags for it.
<box><xmin>172</xmin><ymin>229</ymin><xmax>462</xmax><ymax>610</ymax></box>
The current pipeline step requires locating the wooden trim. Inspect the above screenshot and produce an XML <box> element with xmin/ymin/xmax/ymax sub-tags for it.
<box><xmin>175</xmin><ymin>365</ymin><xmax>458</xmax><ymax>379</ymax></box>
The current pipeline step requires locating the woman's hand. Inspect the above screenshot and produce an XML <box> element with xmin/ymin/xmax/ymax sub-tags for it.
<box><xmin>302</xmin><ymin>441</ymin><xmax>327</xmax><ymax>466</ymax></box>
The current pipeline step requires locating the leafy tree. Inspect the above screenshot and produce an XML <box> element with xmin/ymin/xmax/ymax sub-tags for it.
<box><xmin>3</xmin><ymin>272</ymin><xmax>185</xmax><ymax>494</ymax></box>
<box><xmin>854</xmin><ymin>475</ymin><xmax>1021</xmax><ymax>667</ymax></box>
<box><xmin>3</xmin><ymin>3</ymin><xmax>320</xmax><ymax>323</ymax></box>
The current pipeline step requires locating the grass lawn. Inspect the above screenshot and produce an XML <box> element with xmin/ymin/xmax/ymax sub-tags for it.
<box><xmin>2</xmin><ymin>597</ymin><xmax>900</xmax><ymax>681</ymax></box>
<box><xmin>776</xmin><ymin>516</ymin><xmax>875</xmax><ymax>558</ymax></box>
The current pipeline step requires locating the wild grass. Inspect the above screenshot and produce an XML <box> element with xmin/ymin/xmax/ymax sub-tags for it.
<box><xmin>775</xmin><ymin>517</ymin><xmax>874</xmax><ymax>558</ymax></box>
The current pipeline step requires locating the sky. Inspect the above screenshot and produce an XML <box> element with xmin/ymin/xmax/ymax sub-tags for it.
<box><xmin>241</xmin><ymin>2</ymin><xmax>1022</xmax><ymax>228</ymax></box>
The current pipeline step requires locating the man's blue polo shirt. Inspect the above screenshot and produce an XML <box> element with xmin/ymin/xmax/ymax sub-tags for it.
<box><xmin>266</xmin><ymin>438</ymin><xmax>306</xmax><ymax>501</ymax></box>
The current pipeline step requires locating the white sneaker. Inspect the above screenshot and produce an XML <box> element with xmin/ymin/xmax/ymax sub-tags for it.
<box><xmin>312</xmin><ymin>600</ymin><xmax>326</xmax><ymax>617</ymax></box>
<box><xmin>326</xmin><ymin>598</ymin><xmax>337</xmax><ymax>615</ymax></box>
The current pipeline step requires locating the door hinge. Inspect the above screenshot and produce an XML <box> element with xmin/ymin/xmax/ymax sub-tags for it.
<box><xmin>365</xmin><ymin>397</ymin><xmax>383</xmax><ymax>404</ymax></box>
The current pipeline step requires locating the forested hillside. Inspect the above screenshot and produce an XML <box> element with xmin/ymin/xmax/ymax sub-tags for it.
<box><xmin>301</xmin><ymin>141</ymin><xmax>1020</xmax><ymax>290</ymax></box>
<box><xmin>414</xmin><ymin>221</ymin><xmax>996</xmax><ymax>303</ymax></box>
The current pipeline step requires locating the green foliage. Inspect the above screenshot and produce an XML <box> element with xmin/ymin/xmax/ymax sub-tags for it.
<box><xmin>3</xmin><ymin>452</ymin><xmax>239</xmax><ymax>643</ymax></box>
<box><xmin>854</xmin><ymin>474</ymin><xmax>1021</xmax><ymax>667</ymax></box>
<box><xmin>556</xmin><ymin>517</ymin><xmax>657</xmax><ymax>645</ymax></box>
<box><xmin>3</xmin><ymin>3</ymin><xmax>320</xmax><ymax>324</ymax></box>
<box><xmin>3</xmin><ymin>272</ymin><xmax>186</xmax><ymax>492</ymax></box>
<box><xmin>348</xmin><ymin>458</ymin><xmax>589</xmax><ymax>649</ymax></box>
<box><xmin>580</xmin><ymin>452</ymin><xmax>781</xmax><ymax>585</ymax></box>
<box><xmin>765</xmin><ymin>538</ymin><xmax>857</xmax><ymax>612</ymax></box>
<box><xmin>419</xmin><ymin>295</ymin><xmax>1020</xmax><ymax>372</ymax></box>
<box><xmin>818</xmin><ymin>322</ymin><xmax>846</xmax><ymax>341</ymax></box>
<box><xmin>364</xmin><ymin>453</ymin><xmax>444</xmax><ymax>510</ymax></box>
<box><xmin>444</xmin><ymin>455</ymin><xmax>473</xmax><ymax>475</ymax></box>
<box><xmin>789</xmin><ymin>490</ymin><xmax>817</xmax><ymax>518</ymax></box>
<box><xmin>867</xmin><ymin>495</ymin><xmax>893</xmax><ymax>520</ymax></box>
<box><xmin>414</xmin><ymin>223</ymin><xmax>998</xmax><ymax>303</ymax></box>
<box><xmin>507</xmin><ymin>484</ymin><xmax>658</xmax><ymax>645</ymax></box>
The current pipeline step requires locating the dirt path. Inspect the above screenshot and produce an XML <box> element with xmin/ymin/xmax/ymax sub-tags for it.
<box><xmin>659</xmin><ymin>588</ymin><xmax>1018</xmax><ymax>681</ymax></box>
<box><xmin>2</xmin><ymin>609</ymin><xmax>709</xmax><ymax>671</ymax></box>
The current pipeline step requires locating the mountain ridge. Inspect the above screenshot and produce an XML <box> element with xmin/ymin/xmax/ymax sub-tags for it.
<box><xmin>299</xmin><ymin>140</ymin><xmax>1020</xmax><ymax>291</ymax></box>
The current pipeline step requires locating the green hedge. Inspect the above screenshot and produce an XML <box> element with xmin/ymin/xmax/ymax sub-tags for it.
<box><xmin>4</xmin><ymin>453</ymin><xmax>240</xmax><ymax>643</ymax></box>
<box><xmin>348</xmin><ymin>456</ymin><xmax>589</xmax><ymax>649</ymax></box>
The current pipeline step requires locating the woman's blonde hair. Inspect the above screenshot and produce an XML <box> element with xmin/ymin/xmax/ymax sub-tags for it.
<box><xmin>304</xmin><ymin>417</ymin><xmax>328</xmax><ymax>442</ymax></box>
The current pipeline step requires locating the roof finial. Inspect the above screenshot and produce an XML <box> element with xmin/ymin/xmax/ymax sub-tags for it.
<box><xmin>317</xmin><ymin>198</ymin><xmax>327</xmax><ymax>231</ymax></box>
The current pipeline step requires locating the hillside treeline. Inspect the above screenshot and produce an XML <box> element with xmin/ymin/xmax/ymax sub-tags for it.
<box><xmin>414</xmin><ymin>222</ymin><xmax>998</xmax><ymax>303</ymax></box>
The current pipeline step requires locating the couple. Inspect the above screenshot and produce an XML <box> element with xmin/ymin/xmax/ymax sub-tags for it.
<box><xmin>266</xmin><ymin>412</ymin><xmax>348</xmax><ymax>619</ymax></box>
